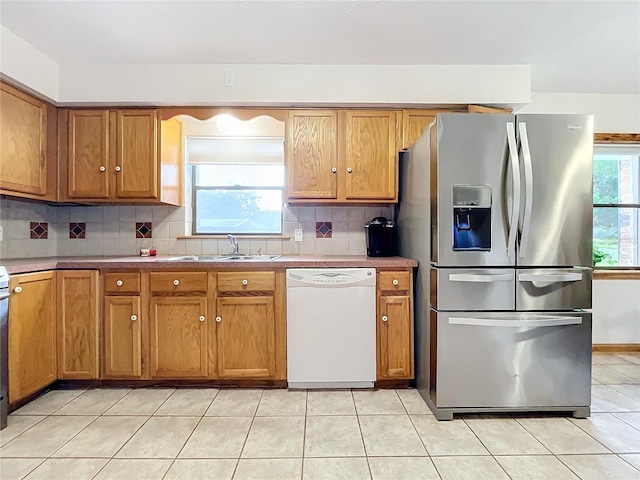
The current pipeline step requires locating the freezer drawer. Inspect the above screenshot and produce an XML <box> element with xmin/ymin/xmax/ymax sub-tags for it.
<box><xmin>516</xmin><ymin>268</ymin><xmax>592</xmax><ymax>311</ymax></box>
<box><xmin>432</xmin><ymin>310</ymin><xmax>591</xmax><ymax>409</ymax></box>
<box><xmin>431</xmin><ymin>268</ymin><xmax>515</xmax><ymax>311</ymax></box>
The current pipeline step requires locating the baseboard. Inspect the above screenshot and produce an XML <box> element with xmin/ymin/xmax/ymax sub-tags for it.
<box><xmin>593</xmin><ymin>344</ymin><xmax>640</xmax><ymax>353</ymax></box>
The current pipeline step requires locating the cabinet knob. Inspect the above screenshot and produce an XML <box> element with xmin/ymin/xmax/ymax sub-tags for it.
<box><xmin>173</xmin><ymin>279</ymin><xmax>180</xmax><ymax>286</ymax></box>
<box><xmin>242</xmin><ymin>279</ymin><xmax>248</xmax><ymax>286</ymax></box>
<box><xmin>116</xmin><ymin>280</ymin><xmax>124</xmax><ymax>286</ymax></box>
<box><xmin>199</xmin><ymin>315</ymin><xmax>205</xmax><ymax>322</ymax></box>
<box><xmin>331</xmin><ymin>167</ymin><xmax>337</xmax><ymax>173</ymax></box>
<box><xmin>13</xmin><ymin>286</ymin><xmax>22</xmax><ymax>293</ymax></box>
<box><xmin>382</xmin><ymin>315</ymin><xmax>388</xmax><ymax>322</ymax></box>
<box><xmin>215</xmin><ymin>316</ymin><xmax>222</xmax><ymax>323</ymax></box>
<box><xmin>115</xmin><ymin>166</ymin><xmax>122</xmax><ymax>172</ymax></box>
<box><xmin>392</xmin><ymin>279</ymin><xmax>399</xmax><ymax>286</ymax></box>
<box><xmin>99</xmin><ymin>166</ymin><xmax>106</xmax><ymax>172</ymax></box>
<box><xmin>131</xmin><ymin>314</ymin><xmax>138</xmax><ymax>321</ymax></box>
<box><xmin>347</xmin><ymin>167</ymin><xmax>353</xmax><ymax>173</ymax></box>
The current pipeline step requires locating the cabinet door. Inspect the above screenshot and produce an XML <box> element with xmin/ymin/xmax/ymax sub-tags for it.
<box><xmin>378</xmin><ymin>295</ymin><xmax>412</xmax><ymax>379</ymax></box>
<box><xmin>67</xmin><ymin>110</ymin><xmax>110</xmax><ymax>198</ymax></box>
<box><xmin>57</xmin><ymin>271</ymin><xmax>99</xmax><ymax>379</ymax></box>
<box><xmin>116</xmin><ymin>110</ymin><xmax>158</xmax><ymax>199</ymax></box>
<box><xmin>0</xmin><ymin>83</ymin><xmax>47</xmax><ymax>196</ymax></box>
<box><xmin>216</xmin><ymin>296</ymin><xmax>276</xmax><ymax>378</ymax></box>
<box><xmin>402</xmin><ymin>110</ymin><xmax>436</xmax><ymax>150</ymax></box>
<box><xmin>344</xmin><ymin>110</ymin><xmax>399</xmax><ymax>201</ymax></box>
<box><xmin>8</xmin><ymin>272</ymin><xmax>57</xmax><ymax>402</ymax></box>
<box><xmin>104</xmin><ymin>296</ymin><xmax>142</xmax><ymax>378</ymax></box>
<box><xmin>286</xmin><ymin>110</ymin><xmax>338</xmax><ymax>199</ymax></box>
<box><xmin>150</xmin><ymin>296</ymin><xmax>207</xmax><ymax>378</ymax></box>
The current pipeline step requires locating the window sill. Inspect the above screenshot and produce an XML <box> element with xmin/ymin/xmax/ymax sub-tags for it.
<box><xmin>594</xmin><ymin>269</ymin><xmax>640</xmax><ymax>280</ymax></box>
<box><xmin>178</xmin><ymin>235</ymin><xmax>291</xmax><ymax>240</ymax></box>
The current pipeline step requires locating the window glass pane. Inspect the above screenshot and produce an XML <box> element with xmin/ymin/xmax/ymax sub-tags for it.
<box><xmin>593</xmin><ymin>207</ymin><xmax>639</xmax><ymax>266</ymax></box>
<box><xmin>593</xmin><ymin>153</ymin><xmax>639</xmax><ymax>204</ymax></box>
<box><xmin>195</xmin><ymin>164</ymin><xmax>284</xmax><ymax>187</ymax></box>
<box><xmin>195</xmin><ymin>189</ymin><xmax>282</xmax><ymax>234</ymax></box>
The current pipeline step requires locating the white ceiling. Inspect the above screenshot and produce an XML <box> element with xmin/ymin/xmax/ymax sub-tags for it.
<box><xmin>0</xmin><ymin>0</ymin><xmax>638</xmax><ymax>94</ymax></box>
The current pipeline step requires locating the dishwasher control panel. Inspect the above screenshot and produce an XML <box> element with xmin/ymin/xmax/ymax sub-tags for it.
<box><xmin>286</xmin><ymin>268</ymin><xmax>376</xmax><ymax>287</ymax></box>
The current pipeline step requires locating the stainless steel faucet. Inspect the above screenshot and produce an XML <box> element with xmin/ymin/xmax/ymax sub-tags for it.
<box><xmin>227</xmin><ymin>234</ymin><xmax>239</xmax><ymax>254</ymax></box>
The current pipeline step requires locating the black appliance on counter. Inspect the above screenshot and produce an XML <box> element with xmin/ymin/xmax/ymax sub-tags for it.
<box><xmin>365</xmin><ymin>217</ymin><xmax>397</xmax><ymax>257</ymax></box>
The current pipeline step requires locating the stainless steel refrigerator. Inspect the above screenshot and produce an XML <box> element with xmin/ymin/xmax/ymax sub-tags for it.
<box><xmin>397</xmin><ymin>113</ymin><xmax>593</xmax><ymax>420</ymax></box>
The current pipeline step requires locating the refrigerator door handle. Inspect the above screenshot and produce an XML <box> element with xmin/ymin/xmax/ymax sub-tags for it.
<box><xmin>449</xmin><ymin>273</ymin><xmax>514</xmax><ymax>283</ymax></box>
<box><xmin>518</xmin><ymin>121</ymin><xmax>534</xmax><ymax>258</ymax></box>
<box><xmin>506</xmin><ymin>122</ymin><xmax>521</xmax><ymax>259</ymax></box>
<box><xmin>518</xmin><ymin>272</ymin><xmax>583</xmax><ymax>283</ymax></box>
<box><xmin>449</xmin><ymin>316</ymin><xmax>582</xmax><ymax>327</ymax></box>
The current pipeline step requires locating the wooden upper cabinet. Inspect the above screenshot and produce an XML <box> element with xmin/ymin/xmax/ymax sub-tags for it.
<box><xmin>402</xmin><ymin>110</ymin><xmax>436</xmax><ymax>150</ymax></box>
<box><xmin>116</xmin><ymin>110</ymin><xmax>158</xmax><ymax>199</ymax></box>
<box><xmin>344</xmin><ymin>110</ymin><xmax>400</xmax><ymax>201</ymax></box>
<box><xmin>0</xmin><ymin>83</ymin><xmax>48</xmax><ymax>196</ymax></box>
<box><xmin>286</xmin><ymin>110</ymin><xmax>338</xmax><ymax>199</ymax></box>
<box><xmin>378</xmin><ymin>295</ymin><xmax>412</xmax><ymax>379</ymax></box>
<box><xmin>104</xmin><ymin>295</ymin><xmax>142</xmax><ymax>378</ymax></box>
<box><xmin>68</xmin><ymin>110</ymin><xmax>110</xmax><ymax>198</ymax></box>
<box><xmin>57</xmin><ymin>271</ymin><xmax>99</xmax><ymax>379</ymax></box>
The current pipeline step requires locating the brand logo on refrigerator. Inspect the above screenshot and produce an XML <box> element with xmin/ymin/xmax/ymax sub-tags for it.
<box><xmin>566</xmin><ymin>124</ymin><xmax>582</xmax><ymax>131</ymax></box>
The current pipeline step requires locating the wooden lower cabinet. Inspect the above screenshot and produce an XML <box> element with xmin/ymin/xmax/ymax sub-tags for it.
<box><xmin>150</xmin><ymin>296</ymin><xmax>208</xmax><ymax>378</ymax></box>
<box><xmin>104</xmin><ymin>296</ymin><xmax>142</xmax><ymax>378</ymax></box>
<box><xmin>377</xmin><ymin>295</ymin><xmax>413</xmax><ymax>379</ymax></box>
<box><xmin>57</xmin><ymin>271</ymin><xmax>99</xmax><ymax>379</ymax></box>
<box><xmin>8</xmin><ymin>271</ymin><xmax>57</xmax><ymax>403</ymax></box>
<box><xmin>215</xmin><ymin>296</ymin><xmax>276</xmax><ymax>378</ymax></box>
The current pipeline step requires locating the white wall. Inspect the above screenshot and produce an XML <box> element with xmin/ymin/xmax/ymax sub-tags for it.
<box><xmin>593</xmin><ymin>280</ymin><xmax>640</xmax><ymax>344</ymax></box>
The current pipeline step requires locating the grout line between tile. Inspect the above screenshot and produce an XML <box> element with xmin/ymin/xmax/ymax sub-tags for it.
<box><xmin>231</xmin><ymin>389</ymin><xmax>264</xmax><ymax>479</ymax></box>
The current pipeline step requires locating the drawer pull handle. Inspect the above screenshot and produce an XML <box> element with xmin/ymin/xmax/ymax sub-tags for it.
<box><xmin>173</xmin><ymin>279</ymin><xmax>180</xmax><ymax>286</ymax></box>
<box><xmin>13</xmin><ymin>286</ymin><xmax>22</xmax><ymax>293</ymax></box>
<box><xmin>242</xmin><ymin>279</ymin><xmax>248</xmax><ymax>286</ymax></box>
<box><xmin>99</xmin><ymin>166</ymin><xmax>106</xmax><ymax>172</ymax></box>
<box><xmin>347</xmin><ymin>167</ymin><xmax>353</xmax><ymax>173</ymax></box>
<box><xmin>331</xmin><ymin>167</ymin><xmax>337</xmax><ymax>173</ymax></box>
<box><xmin>115</xmin><ymin>166</ymin><xmax>121</xmax><ymax>172</ymax></box>
<box><xmin>392</xmin><ymin>279</ymin><xmax>399</xmax><ymax>286</ymax></box>
<box><xmin>382</xmin><ymin>315</ymin><xmax>388</xmax><ymax>322</ymax></box>
<box><xmin>116</xmin><ymin>280</ymin><xmax>123</xmax><ymax>286</ymax></box>
<box><xmin>131</xmin><ymin>314</ymin><xmax>137</xmax><ymax>321</ymax></box>
<box><xmin>216</xmin><ymin>316</ymin><xmax>222</xmax><ymax>323</ymax></box>
<box><xmin>199</xmin><ymin>315</ymin><xmax>205</xmax><ymax>322</ymax></box>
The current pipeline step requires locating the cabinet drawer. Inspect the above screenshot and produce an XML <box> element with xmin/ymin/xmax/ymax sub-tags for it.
<box><xmin>150</xmin><ymin>272</ymin><xmax>208</xmax><ymax>293</ymax></box>
<box><xmin>105</xmin><ymin>273</ymin><xmax>141</xmax><ymax>294</ymax></box>
<box><xmin>217</xmin><ymin>272</ymin><xmax>275</xmax><ymax>292</ymax></box>
<box><xmin>378</xmin><ymin>271</ymin><xmax>410</xmax><ymax>292</ymax></box>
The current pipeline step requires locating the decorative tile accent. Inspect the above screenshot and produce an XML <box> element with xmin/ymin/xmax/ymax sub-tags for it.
<box><xmin>69</xmin><ymin>222</ymin><xmax>86</xmax><ymax>239</ymax></box>
<box><xmin>29</xmin><ymin>222</ymin><xmax>48</xmax><ymax>239</ymax></box>
<box><xmin>316</xmin><ymin>222</ymin><xmax>332</xmax><ymax>239</ymax></box>
<box><xmin>136</xmin><ymin>222</ymin><xmax>152</xmax><ymax>239</ymax></box>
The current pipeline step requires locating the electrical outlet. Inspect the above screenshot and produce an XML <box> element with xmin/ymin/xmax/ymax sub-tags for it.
<box><xmin>224</xmin><ymin>72</ymin><xmax>234</xmax><ymax>87</ymax></box>
<box><xmin>294</xmin><ymin>228</ymin><xmax>303</xmax><ymax>242</ymax></box>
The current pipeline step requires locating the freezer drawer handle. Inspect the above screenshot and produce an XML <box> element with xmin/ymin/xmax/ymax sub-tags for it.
<box><xmin>449</xmin><ymin>316</ymin><xmax>582</xmax><ymax>327</ymax></box>
<box><xmin>518</xmin><ymin>273</ymin><xmax>582</xmax><ymax>283</ymax></box>
<box><xmin>449</xmin><ymin>273</ymin><xmax>514</xmax><ymax>283</ymax></box>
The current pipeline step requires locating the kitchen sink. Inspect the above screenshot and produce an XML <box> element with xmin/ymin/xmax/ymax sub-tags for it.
<box><xmin>156</xmin><ymin>255</ymin><xmax>281</xmax><ymax>262</ymax></box>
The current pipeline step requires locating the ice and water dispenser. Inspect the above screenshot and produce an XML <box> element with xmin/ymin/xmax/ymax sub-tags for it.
<box><xmin>452</xmin><ymin>185</ymin><xmax>492</xmax><ymax>251</ymax></box>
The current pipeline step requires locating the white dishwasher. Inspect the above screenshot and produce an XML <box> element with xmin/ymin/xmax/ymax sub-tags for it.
<box><xmin>286</xmin><ymin>268</ymin><xmax>376</xmax><ymax>389</ymax></box>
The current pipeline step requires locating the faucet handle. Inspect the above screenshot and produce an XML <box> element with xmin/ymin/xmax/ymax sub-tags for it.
<box><xmin>257</xmin><ymin>249</ymin><xmax>262</xmax><ymax>256</ymax></box>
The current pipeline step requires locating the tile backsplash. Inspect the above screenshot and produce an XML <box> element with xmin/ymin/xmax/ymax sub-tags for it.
<box><xmin>0</xmin><ymin>198</ymin><xmax>391</xmax><ymax>259</ymax></box>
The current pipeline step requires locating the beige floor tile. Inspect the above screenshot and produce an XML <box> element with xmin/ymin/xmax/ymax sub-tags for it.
<box><xmin>115</xmin><ymin>416</ymin><xmax>199</xmax><ymax>459</ymax></box>
<box><xmin>558</xmin><ymin>454</ymin><xmax>640</xmax><ymax>480</ymax></box>
<box><xmin>433</xmin><ymin>456</ymin><xmax>509</xmax><ymax>480</ymax></box>
<box><xmin>53</xmin><ymin>416</ymin><xmax>148</xmax><ymax>458</ymax></box>
<box><xmin>620</xmin><ymin>454</ymin><xmax>640</xmax><ymax>470</ymax></box>
<box><xmin>256</xmin><ymin>389</ymin><xmax>307</xmax><ymax>416</ymax></box>
<box><xmin>179</xmin><ymin>417</ymin><xmax>252</xmax><ymax>458</ymax></box>
<box><xmin>24</xmin><ymin>458</ymin><xmax>109</xmax><ymax>480</ymax></box>
<box><xmin>496</xmin><ymin>455</ymin><xmax>578</xmax><ymax>479</ymax></box>
<box><xmin>464</xmin><ymin>417</ymin><xmax>549</xmax><ymax>455</ymax></box>
<box><xmin>104</xmin><ymin>389</ymin><xmax>175</xmax><ymax>416</ymax></box>
<box><xmin>0</xmin><ymin>415</ymin><xmax>96</xmax><ymax>457</ymax></box>
<box><xmin>369</xmin><ymin>456</ymin><xmax>440</xmax><ymax>480</ymax></box>
<box><xmin>54</xmin><ymin>389</ymin><xmax>130</xmax><ymax>415</ymax></box>
<box><xmin>154</xmin><ymin>388</ymin><xmax>218</xmax><ymax>416</ymax></box>
<box><xmin>608</xmin><ymin>364</ymin><xmax>640</xmax><ymax>381</ymax></box>
<box><xmin>234</xmin><ymin>458</ymin><xmax>302</xmax><ymax>480</ymax></box>
<box><xmin>591</xmin><ymin>402</ymin><xmax>606</xmax><ymax>413</ymax></box>
<box><xmin>614</xmin><ymin>412</ymin><xmax>640</xmax><ymax>430</ymax></box>
<box><xmin>303</xmin><ymin>457</ymin><xmax>371</xmax><ymax>480</ymax></box>
<box><xmin>205</xmin><ymin>389</ymin><xmax>263</xmax><ymax>417</ymax></box>
<box><xmin>0</xmin><ymin>415</ymin><xmax>45</xmax><ymax>447</ymax></box>
<box><xmin>516</xmin><ymin>417</ymin><xmax>609</xmax><ymax>454</ymax></box>
<box><xmin>395</xmin><ymin>389</ymin><xmax>432</xmax><ymax>415</ymax></box>
<box><xmin>353</xmin><ymin>390</ymin><xmax>405</xmax><ymax>414</ymax></box>
<box><xmin>241</xmin><ymin>416</ymin><xmax>305</xmax><ymax>458</ymax></box>
<box><xmin>93</xmin><ymin>459</ymin><xmax>173</xmax><ymax>480</ymax></box>
<box><xmin>0</xmin><ymin>458</ymin><xmax>44</xmax><ymax>480</ymax></box>
<box><xmin>12</xmin><ymin>390</ymin><xmax>85</xmax><ymax>415</ymax></box>
<box><xmin>593</xmin><ymin>354</ymin><xmax>634</xmax><ymax>365</ymax></box>
<box><xmin>592</xmin><ymin>365</ymin><xmax>637</xmax><ymax>384</ymax></box>
<box><xmin>306</xmin><ymin>390</ymin><xmax>356</xmax><ymax>415</ymax></box>
<box><xmin>164</xmin><ymin>459</ymin><xmax>236</xmax><ymax>480</ymax></box>
<box><xmin>304</xmin><ymin>416</ymin><xmax>365</xmax><ymax>457</ymax></box>
<box><xmin>570</xmin><ymin>413</ymin><xmax>640</xmax><ymax>453</ymax></box>
<box><xmin>619</xmin><ymin>355</ymin><xmax>640</xmax><ymax>365</ymax></box>
<box><xmin>592</xmin><ymin>385</ymin><xmax>640</xmax><ymax>412</ymax></box>
<box><xmin>410</xmin><ymin>415</ymin><xmax>488</xmax><ymax>456</ymax></box>
<box><xmin>610</xmin><ymin>384</ymin><xmax>640</xmax><ymax>402</ymax></box>
<box><xmin>359</xmin><ymin>415</ymin><xmax>427</xmax><ymax>456</ymax></box>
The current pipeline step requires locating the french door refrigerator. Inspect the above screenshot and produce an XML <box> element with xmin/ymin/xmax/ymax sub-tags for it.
<box><xmin>398</xmin><ymin>113</ymin><xmax>593</xmax><ymax>420</ymax></box>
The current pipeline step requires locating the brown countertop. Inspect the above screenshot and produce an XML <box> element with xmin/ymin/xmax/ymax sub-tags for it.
<box><xmin>2</xmin><ymin>255</ymin><xmax>418</xmax><ymax>275</ymax></box>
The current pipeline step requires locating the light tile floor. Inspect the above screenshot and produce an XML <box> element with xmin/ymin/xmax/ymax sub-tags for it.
<box><xmin>0</xmin><ymin>355</ymin><xmax>638</xmax><ymax>479</ymax></box>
